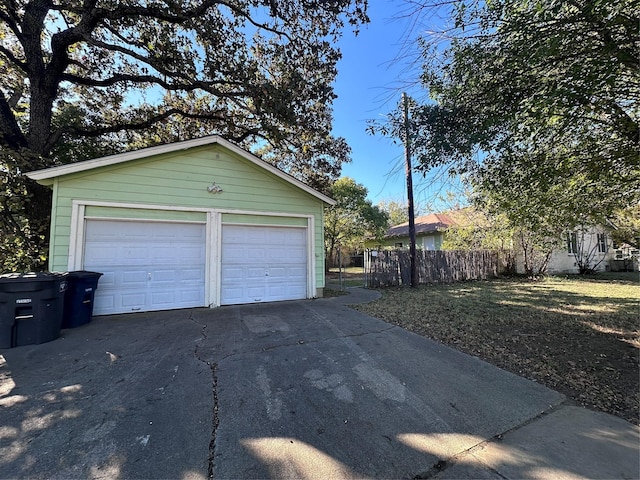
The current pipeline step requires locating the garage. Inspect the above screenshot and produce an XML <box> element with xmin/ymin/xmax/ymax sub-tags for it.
<box><xmin>26</xmin><ymin>136</ymin><xmax>334</xmax><ymax>314</ymax></box>
<box><xmin>83</xmin><ymin>220</ymin><xmax>206</xmax><ymax>315</ymax></box>
<box><xmin>220</xmin><ymin>225</ymin><xmax>307</xmax><ymax>305</ymax></box>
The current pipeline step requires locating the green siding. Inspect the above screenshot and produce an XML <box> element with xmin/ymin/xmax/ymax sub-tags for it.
<box><xmin>365</xmin><ymin>233</ymin><xmax>445</xmax><ymax>250</ymax></box>
<box><xmin>49</xmin><ymin>144</ymin><xmax>326</xmax><ymax>288</ymax></box>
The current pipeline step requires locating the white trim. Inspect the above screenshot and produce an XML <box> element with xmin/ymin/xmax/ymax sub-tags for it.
<box><xmin>72</xmin><ymin>199</ymin><xmax>316</xmax><ymax>219</ymax></box>
<box><xmin>216</xmin><ymin>208</ymin><xmax>314</xmax><ymax>218</ymax></box>
<box><xmin>307</xmin><ymin>216</ymin><xmax>316</xmax><ymax>298</ymax></box>
<box><xmin>207</xmin><ymin>211</ymin><xmax>221</xmax><ymax>308</ymax></box>
<box><xmin>83</xmin><ymin>216</ymin><xmax>206</xmax><ymax>225</ymax></box>
<box><xmin>214</xmin><ymin>212</ymin><xmax>223</xmax><ymax>307</ymax></box>
<box><xmin>68</xmin><ymin>202</ymin><xmax>84</xmax><ymax>271</ymax></box>
<box><xmin>70</xmin><ymin>199</ymin><xmax>318</xmax><ymax>308</ymax></box>
<box><xmin>26</xmin><ymin>135</ymin><xmax>336</xmax><ymax>205</ymax></box>
<box><xmin>73</xmin><ymin>199</ymin><xmax>213</xmax><ymax>213</ymax></box>
<box><xmin>205</xmin><ymin>211</ymin><xmax>214</xmax><ymax>307</ymax></box>
<box><xmin>221</xmin><ymin>222</ymin><xmax>307</xmax><ymax>229</ymax></box>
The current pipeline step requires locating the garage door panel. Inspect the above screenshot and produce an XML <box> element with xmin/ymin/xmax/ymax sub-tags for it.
<box><xmin>222</xmin><ymin>247</ymin><xmax>244</xmax><ymax>262</ymax></box>
<box><xmin>153</xmin><ymin>270</ymin><xmax>177</xmax><ymax>283</ymax></box>
<box><xmin>221</xmin><ymin>267</ymin><xmax>243</xmax><ymax>281</ymax></box>
<box><xmin>156</xmin><ymin>246</ymin><xmax>204</xmax><ymax>263</ymax></box>
<box><xmin>153</xmin><ymin>248</ymin><xmax>180</xmax><ymax>263</ymax></box>
<box><xmin>248</xmin><ymin>285</ymin><xmax>266</xmax><ymax>296</ymax></box>
<box><xmin>121</xmin><ymin>270</ymin><xmax>148</xmax><ymax>286</ymax></box>
<box><xmin>94</xmin><ymin>294</ymin><xmax>115</xmax><ymax>311</ymax></box>
<box><xmin>150</xmin><ymin>289</ymin><xmax>179</xmax><ymax>305</ymax></box>
<box><xmin>178</xmin><ymin>288</ymin><xmax>203</xmax><ymax>303</ymax></box>
<box><xmin>83</xmin><ymin>245</ymin><xmax>120</xmax><ymax>265</ymax></box>
<box><xmin>266</xmin><ymin>281</ymin><xmax>305</xmax><ymax>298</ymax></box>
<box><xmin>181</xmin><ymin>268</ymin><xmax>205</xmax><ymax>282</ymax></box>
<box><xmin>290</xmin><ymin>247</ymin><xmax>307</xmax><ymax>262</ymax></box>
<box><xmin>267</xmin><ymin>230</ymin><xmax>287</xmax><ymax>244</ymax></box>
<box><xmin>266</xmin><ymin>248</ymin><xmax>286</xmax><ymax>263</ymax></box>
<box><xmin>121</xmin><ymin>292</ymin><xmax>146</xmax><ymax>308</ymax></box>
<box><xmin>246</xmin><ymin>247</ymin><xmax>266</xmax><ymax>261</ymax></box>
<box><xmin>150</xmin><ymin>293</ymin><xmax>176</xmax><ymax>306</ymax></box>
<box><xmin>247</xmin><ymin>267</ymin><xmax>266</xmax><ymax>281</ymax></box>
<box><xmin>84</xmin><ymin>220</ymin><xmax>206</xmax><ymax>315</ymax></box>
<box><xmin>220</xmin><ymin>286</ymin><xmax>243</xmax><ymax>304</ymax></box>
<box><xmin>269</xmin><ymin>266</ymin><xmax>286</xmax><ymax>277</ymax></box>
<box><xmin>267</xmin><ymin>247</ymin><xmax>306</xmax><ymax>263</ymax></box>
<box><xmin>221</xmin><ymin>225</ymin><xmax>307</xmax><ymax>305</ymax></box>
<box><xmin>96</xmin><ymin>271</ymin><xmax>116</xmax><ymax>287</ymax></box>
<box><xmin>180</xmin><ymin>246</ymin><xmax>206</xmax><ymax>260</ymax></box>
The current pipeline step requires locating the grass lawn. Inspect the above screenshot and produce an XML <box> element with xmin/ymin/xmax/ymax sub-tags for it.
<box><xmin>355</xmin><ymin>273</ymin><xmax>639</xmax><ymax>425</ymax></box>
<box><xmin>326</xmin><ymin>266</ymin><xmax>365</xmax><ymax>288</ymax></box>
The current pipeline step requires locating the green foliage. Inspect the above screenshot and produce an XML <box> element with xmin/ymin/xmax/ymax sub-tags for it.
<box><xmin>0</xmin><ymin>1</ymin><xmax>368</xmax><ymax>271</ymax></box>
<box><xmin>441</xmin><ymin>213</ymin><xmax>512</xmax><ymax>251</ymax></box>
<box><xmin>324</xmin><ymin>177</ymin><xmax>388</xmax><ymax>266</ymax></box>
<box><xmin>369</xmin><ymin>0</ymin><xmax>639</xmax><ymax>243</ymax></box>
<box><xmin>418</xmin><ymin>0</ymin><xmax>638</xmax><ymax>171</ymax></box>
<box><xmin>0</xmin><ymin>150</ymin><xmax>51</xmax><ymax>272</ymax></box>
<box><xmin>377</xmin><ymin>200</ymin><xmax>409</xmax><ymax>227</ymax></box>
<box><xmin>609</xmin><ymin>205</ymin><xmax>640</xmax><ymax>248</ymax></box>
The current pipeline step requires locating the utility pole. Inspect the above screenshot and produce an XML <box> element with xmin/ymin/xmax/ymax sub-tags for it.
<box><xmin>403</xmin><ymin>92</ymin><xmax>418</xmax><ymax>287</ymax></box>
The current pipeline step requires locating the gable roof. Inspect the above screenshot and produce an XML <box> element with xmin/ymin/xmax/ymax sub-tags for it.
<box><xmin>384</xmin><ymin>208</ymin><xmax>485</xmax><ymax>238</ymax></box>
<box><xmin>26</xmin><ymin>135</ymin><xmax>336</xmax><ymax>205</ymax></box>
<box><xmin>385</xmin><ymin>213</ymin><xmax>456</xmax><ymax>238</ymax></box>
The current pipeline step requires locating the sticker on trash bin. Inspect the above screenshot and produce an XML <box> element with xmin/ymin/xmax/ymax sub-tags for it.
<box><xmin>15</xmin><ymin>298</ymin><xmax>32</xmax><ymax>304</ymax></box>
<box><xmin>85</xmin><ymin>287</ymin><xmax>93</xmax><ymax>292</ymax></box>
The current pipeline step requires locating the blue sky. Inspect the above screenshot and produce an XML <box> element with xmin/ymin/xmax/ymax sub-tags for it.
<box><xmin>331</xmin><ymin>2</ymin><xmax>464</xmax><ymax>212</ymax></box>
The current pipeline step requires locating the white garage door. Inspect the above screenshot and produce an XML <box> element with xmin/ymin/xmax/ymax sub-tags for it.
<box><xmin>221</xmin><ymin>225</ymin><xmax>307</xmax><ymax>305</ymax></box>
<box><xmin>84</xmin><ymin>220</ymin><xmax>206</xmax><ymax>315</ymax></box>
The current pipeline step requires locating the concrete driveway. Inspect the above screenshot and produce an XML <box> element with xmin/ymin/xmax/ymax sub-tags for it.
<box><xmin>1</xmin><ymin>288</ymin><xmax>638</xmax><ymax>479</ymax></box>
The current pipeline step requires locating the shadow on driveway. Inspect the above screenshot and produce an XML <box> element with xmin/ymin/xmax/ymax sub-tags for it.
<box><xmin>0</xmin><ymin>289</ymin><xmax>637</xmax><ymax>479</ymax></box>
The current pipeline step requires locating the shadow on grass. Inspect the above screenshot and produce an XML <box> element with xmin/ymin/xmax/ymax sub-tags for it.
<box><xmin>356</xmin><ymin>276</ymin><xmax>640</xmax><ymax>424</ymax></box>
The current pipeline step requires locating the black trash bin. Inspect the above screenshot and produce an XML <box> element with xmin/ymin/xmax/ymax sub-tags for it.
<box><xmin>0</xmin><ymin>273</ymin><xmax>68</xmax><ymax>348</ymax></box>
<box><xmin>61</xmin><ymin>271</ymin><xmax>103</xmax><ymax>329</ymax></box>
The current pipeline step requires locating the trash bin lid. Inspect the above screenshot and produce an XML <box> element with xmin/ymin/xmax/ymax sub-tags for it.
<box><xmin>0</xmin><ymin>272</ymin><xmax>65</xmax><ymax>283</ymax></box>
<box><xmin>64</xmin><ymin>271</ymin><xmax>103</xmax><ymax>279</ymax></box>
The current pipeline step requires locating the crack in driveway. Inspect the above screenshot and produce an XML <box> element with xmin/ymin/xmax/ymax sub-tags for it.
<box><xmin>207</xmin><ymin>362</ymin><xmax>219</xmax><ymax>479</ymax></box>
<box><xmin>190</xmin><ymin>312</ymin><xmax>218</xmax><ymax>479</ymax></box>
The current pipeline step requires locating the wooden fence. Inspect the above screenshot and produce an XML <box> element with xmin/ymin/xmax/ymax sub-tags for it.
<box><xmin>364</xmin><ymin>249</ymin><xmax>506</xmax><ymax>288</ymax></box>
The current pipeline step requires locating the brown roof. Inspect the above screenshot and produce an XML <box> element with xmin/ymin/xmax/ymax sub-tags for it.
<box><xmin>385</xmin><ymin>213</ymin><xmax>456</xmax><ymax>238</ymax></box>
<box><xmin>384</xmin><ymin>208</ymin><xmax>485</xmax><ymax>238</ymax></box>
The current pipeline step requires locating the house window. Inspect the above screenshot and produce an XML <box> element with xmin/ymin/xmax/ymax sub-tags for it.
<box><xmin>394</xmin><ymin>242</ymin><xmax>403</xmax><ymax>248</ymax></box>
<box><xmin>596</xmin><ymin>233</ymin><xmax>607</xmax><ymax>253</ymax></box>
<box><xmin>423</xmin><ymin>236</ymin><xmax>436</xmax><ymax>251</ymax></box>
<box><xmin>566</xmin><ymin>232</ymin><xmax>578</xmax><ymax>254</ymax></box>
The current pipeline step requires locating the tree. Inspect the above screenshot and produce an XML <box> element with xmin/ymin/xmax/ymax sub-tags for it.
<box><xmin>324</xmin><ymin>177</ymin><xmax>388</xmax><ymax>268</ymax></box>
<box><xmin>0</xmin><ymin>0</ymin><xmax>368</xmax><ymax>271</ymax></box>
<box><xmin>440</xmin><ymin>210</ymin><xmax>510</xmax><ymax>249</ymax></box>
<box><xmin>0</xmin><ymin>102</ymin><xmax>124</xmax><ymax>272</ymax></box>
<box><xmin>370</xmin><ymin>0</ymin><xmax>639</xmax><ymax>236</ymax></box>
<box><xmin>609</xmin><ymin>205</ymin><xmax>640</xmax><ymax>249</ymax></box>
<box><xmin>377</xmin><ymin>200</ymin><xmax>409</xmax><ymax>226</ymax></box>
<box><xmin>415</xmin><ymin>0</ymin><xmax>637</xmax><ymax>168</ymax></box>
